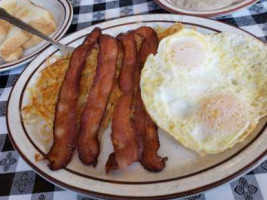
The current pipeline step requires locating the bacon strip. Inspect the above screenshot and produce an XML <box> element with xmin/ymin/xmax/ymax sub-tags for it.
<box><xmin>78</xmin><ymin>34</ymin><xmax>118</xmax><ymax>166</ymax></box>
<box><xmin>135</xmin><ymin>27</ymin><xmax>158</xmax><ymax>67</ymax></box>
<box><xmin>106</xmin><ymin>32</ymin><xmax>140</xmax><ymax>172</ymax></box>
<box><xmin>106</xmin><ymin>94</ymin><xmax>138</xmax><ymax>171</ymax></box>
<box><xmin>118</xmin><ymin>33</ymin><xmax>137</xmax><ymax>93</ymax></box>
<box><xmin>134</xmin><ymin>26</ymin><xmax>167</xmax><ymax>172</ymax></box>
<box><xmin>47</xmin><ymin>28</ymin><xmax>101</xmax><ymax>170</ymax></box>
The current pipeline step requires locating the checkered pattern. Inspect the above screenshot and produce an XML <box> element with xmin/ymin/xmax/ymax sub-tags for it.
<box><xmin>0</xmin><ymin>0</ymin><xmax>266</xmax><ymax>199</ymax></box>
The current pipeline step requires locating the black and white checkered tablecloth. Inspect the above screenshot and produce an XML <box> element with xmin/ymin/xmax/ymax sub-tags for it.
<box><xmin>0</xmin><ymin>0</ymin><xmax>266</xmax><ymax>199</ymax></box>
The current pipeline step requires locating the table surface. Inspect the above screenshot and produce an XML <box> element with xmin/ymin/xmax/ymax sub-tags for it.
<box><xmin>0</xmin><ymin>0</ymin><xmax>266</xmax><ymax>199</ymax></box>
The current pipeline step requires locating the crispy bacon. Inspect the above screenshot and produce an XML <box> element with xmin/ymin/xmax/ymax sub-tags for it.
<box><xmin>134</xmin><ymin>26</ymin><xmax>167</xmax><ymax>172</ymax></box>
<box><xmin>106</xmin><ymin>32</ymin><xmax>140</xmax><ymax>172</ymax></box>
<box><xmin>135</xmin><ymin>27</ymin><xmax>158</xmax><ymax>66</ymax></box>
<box><xmin>106</xmin><ymin>94</ymin><xmax>138</xmax><ymax>171</ymax></box>
<box><xmin>118</xmin><ymin>33</ymin><xmax>137</xmax><ymax>93</ymax></box>
<box><xmin>78</xmin><ymin>34</ymin><xmax>118</xmax><ymax>166</ymax></box>
<box><xmin>141</xmin><ymin>115</ymin><xmax>167</xmax><ymax>171</ymax></box>
<box><xmin>47</xmin><ymin>28</ymin><xmax>101</xmax><ymax>170</ymax></box>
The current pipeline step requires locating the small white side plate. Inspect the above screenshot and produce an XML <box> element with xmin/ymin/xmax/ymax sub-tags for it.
<box><xmin>155</xmin><ymin>0</ymin><xmax>258</xmax><ymax>17</ymax></box>
<box><xmin>0</xmin><ymin>0</ymin><xmax>73</xmax><ymax>72</ymax></box>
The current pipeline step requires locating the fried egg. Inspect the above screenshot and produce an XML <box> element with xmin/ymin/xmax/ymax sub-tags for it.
<box><xmin>141</xmin><ymin>29</ymin><xmax>267</xmax><ymax>154</ymax></box>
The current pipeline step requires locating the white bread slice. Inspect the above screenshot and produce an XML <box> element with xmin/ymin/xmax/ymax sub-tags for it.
<box><xmin>2</xmin><ymin>47</ymin><xmax>23</xmax><ymax>62</ymax></box>
<box><xmin>0</xmin><ymin>21</ymin><xmax>10</xmax><ymax>44</ymax></box>
<box><xmin>15</xmin><ymin>3</ymin><xmax>55</xmax><ymax>26</ymax></box>
<box><xmin>13</xmin><ymin>0</ymin><xmax>31</xmax><ymax>14</ymax></box>
<box><xmin>15</xmin><ymin>1</ymin><xmax>57</xmax><ymax>49</ymax></box>
<box><xmin>0</xmin><ymin>27</ymin><xmax>31</xmax><ymax>61</ymax></box>
<box><xmin>23</xmin><ymin>21</ymin><xmax>56</xmax><ymax>49</ymax></box>
<box><xmin>0</xmin><ymin>0</ymin><xmax>18</xmax><ymax>13</ymax></box>
<box><xmin>0</xmin><ymin>0</ymin><xmax>18</xmax><ymax>44</ymax></box>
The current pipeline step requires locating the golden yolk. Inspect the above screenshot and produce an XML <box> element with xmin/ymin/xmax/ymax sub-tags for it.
<box><xmin>169</xmin><ymin>39</ymin><xmax>206</xmax><ymax>68</ymax></box>
<box><xmin>198</xmin><ymin>95</ymin><xmax>247</xmax><ymax>134</ymax></box>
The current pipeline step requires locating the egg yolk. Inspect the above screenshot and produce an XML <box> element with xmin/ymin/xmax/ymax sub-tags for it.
<box><xmin>169</xmin><ymin>39</ymin><xmax>206</xmax><ymax>68</ymax></box>
<box><xmin>198</xmin><ymin>94</ymin><xmax>247</xmax><ymax>135</ymax></box>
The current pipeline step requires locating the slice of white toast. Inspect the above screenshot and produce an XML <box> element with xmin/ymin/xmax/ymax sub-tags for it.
<box><xmin>19</xmin><ymin>3</ymin><xmax>57</xmax><ymax>49</ymax></box>
<box><xmin>0</xmin><ymin>0</ymin><xmax>18</xmax><ymax>44</ymax></box>
<box><xmin>23</xmin><ymin>21</ymin><xmax>56</xmax><ymax>49</ymax></box>
<box><xmin>2</xmin><ymin>47</ymin><xmax>23</xmax><ymax>62</ymax></box>
<box><xmin>0</xmin><ymin>26</ymin><xmax>31</xmax><ymax>60</ymax></box>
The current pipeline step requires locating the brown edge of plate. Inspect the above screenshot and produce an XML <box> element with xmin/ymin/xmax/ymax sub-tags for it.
<box><xmin>0</xmin><ymin>0</ymin><xmax>73</xmax><ymax>70</ymax></box>
<box><xmin>154</xmin><ymin>0</ymin><xmax>259</xmax><ymax>18</ymax></box>
<box><xmin>6</xmin><ymin>13</ymin><xmax>267</xmax><ymax>200</ymax></box>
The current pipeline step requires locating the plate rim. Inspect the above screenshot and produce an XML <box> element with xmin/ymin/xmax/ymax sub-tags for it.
<box><xmin>0</xmin><ymin>0</ymin><xmax>73</xmax><ymax>72</ymax></box>
<box><xmin>6</xmin><ymin>13</ymin><xmax>267</xmax><ymax>199</ymax></box>
<box><xmin>154</xmin><ymin>0</ymin><xmax>259</xmax><ymax>17</ymax></box>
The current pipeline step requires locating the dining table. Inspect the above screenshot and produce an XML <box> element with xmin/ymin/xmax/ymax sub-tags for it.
<box><xmin>0</xmin><ymin>0</ymin><xmax>266</xmax><ymax>199</ymax></box>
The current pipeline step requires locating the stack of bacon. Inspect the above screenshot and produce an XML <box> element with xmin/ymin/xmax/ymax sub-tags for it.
<box><xmin>46</xmin><ymin>27</ymin><xmax>167</xmax><ymax>173</ymax></box>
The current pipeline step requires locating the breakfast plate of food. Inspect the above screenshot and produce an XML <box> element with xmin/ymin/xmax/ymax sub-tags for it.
<box><xmin>0</xmin><ymin>0</ymin><xmax>73</xmax><ymax>72</ymax></box>
<box><xmin>7</xmin><ymin>14</ymin><xmax>267</xmax><ymax>199</ymax></box>
<box><xmin>154</xmin><ymin>0</ymin><xmax>259</xmax><ymax>17</ymax></box>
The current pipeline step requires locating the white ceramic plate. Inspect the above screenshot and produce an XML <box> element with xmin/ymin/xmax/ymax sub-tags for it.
<box><xmin>155</xmin><ymin>0</ymin><xmax>258</xmax><ymax>17</ymax></box>
<box><xmin>0</xmin><ymin>0</ymin><xmax>73</xmax><ymax>72</ymax></box>
<box><xmin>7</xmin><ymin>14</ymin><xmax>267</xmax><ymax>199</ymax></box>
